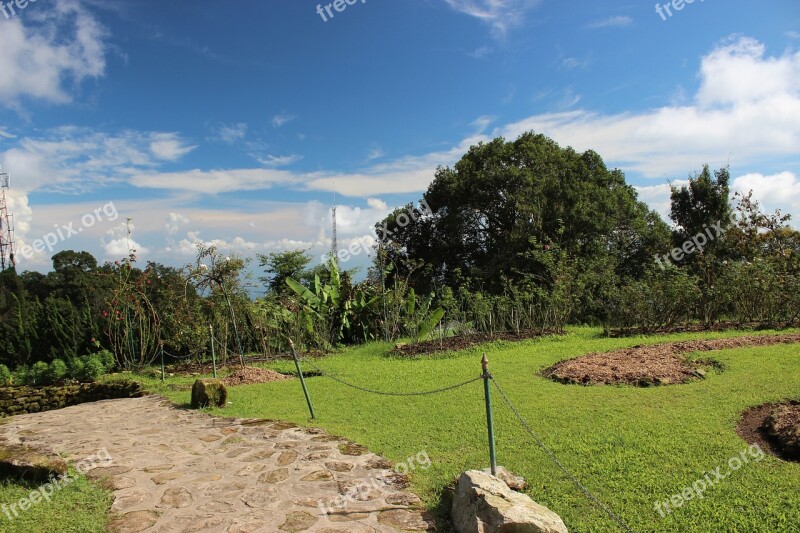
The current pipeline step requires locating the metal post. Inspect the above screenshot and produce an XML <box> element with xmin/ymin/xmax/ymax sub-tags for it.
<box><xmin>209</xmin><ymin>324</ymin><xmax>218</xmax><ymax>379</ymax></box>
<box><xmin>160</xmin><ymin>341</ymin><xmax>165</xmax><ymax>383</ymax></box>
<box><xmin>289</xmin><ymin>339</ymin><xmax>316</xmax><ymax>419</ymax></box>
<box><xmin>482</xmin><ymin>353</ymin><xmax>497</xmax><ymax>475</ymax></box>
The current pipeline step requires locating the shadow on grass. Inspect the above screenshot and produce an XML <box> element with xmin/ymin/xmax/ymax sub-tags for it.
<box><xmin>431</xmin><ymin>482</ymin><xmax>457</xmax><ymax>533</ymax></box>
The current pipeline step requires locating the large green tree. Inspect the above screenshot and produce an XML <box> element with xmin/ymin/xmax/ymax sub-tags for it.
<box><xmin>376</xmin><ymin>132</ymin><xmax>669</xmax><ymax>314</ymax></box>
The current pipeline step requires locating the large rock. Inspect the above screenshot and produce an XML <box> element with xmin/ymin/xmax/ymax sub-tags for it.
<box><xmin>0</xmin><ymin>443</ymin><xmax>68</xmax><ymax>482</ymax></box>
<box><xmin>483</xmin><ymin>466</ymin><xmax>528</xmax><ymax>491</ymax></box>
<box><xmin>191</xmin><ymin>379</ymin><xmax>228</xmax><ymax>409</ymax></box>
<box><xmin>452</xmin><ymin>470</ymin><xmax>568</xmax><ymax>533</ymax></box>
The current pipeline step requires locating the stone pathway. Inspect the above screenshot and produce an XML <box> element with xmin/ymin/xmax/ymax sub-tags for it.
<box><xmin>0</xmin><ymin>396</ymin><xmax>436</xmax><ymax>532</ymax></box>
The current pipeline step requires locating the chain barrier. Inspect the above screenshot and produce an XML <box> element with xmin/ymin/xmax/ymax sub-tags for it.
<box><xmin>490</xmin><ymin>375</ymin><xmax>637</xmax><ymax>533</ymax></box>
<box><xmin>299</xmin><ymin>356</ymin><xmax>482</xmax><ymax>397</ymax></box>
<box><xmin>161</xmin><ymin>348</ymin><xmax>193</xmax><ymax>361</ymax></box>
<box><xmin>182</xmin><ymin>337</ymin><xmax>636</xmax><ymax>531</ymax></box>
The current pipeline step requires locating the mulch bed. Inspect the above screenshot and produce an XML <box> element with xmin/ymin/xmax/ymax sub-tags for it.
<box><xmin>737</xmin><ymin>401</ymin><xmax>800</xmax><ymax>462</ymax></box>
<box><xmin>543</xmin><ymin>334</ymin><xmax>800</xmax><ymax>387</ymax></box>
<box><xmin>607</xmin><ymin>321</ymin><xmax>796</xmax><ymax>337</ymax></box>
<box><xmin>392</xmin><ymin>329</ymin><xmax>557</xmax><ymax>357</ymax></box>
<box><xmin>221</xmin><ymin>367</ymin><xmax>293</xmax><ymax>386</ymax></box>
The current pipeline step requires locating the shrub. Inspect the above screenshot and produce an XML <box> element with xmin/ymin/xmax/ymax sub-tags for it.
<box><xmin>30</xmin><ymin>361</ymin><xmax>50</xmax><ymax>385</ymax></box>
<box><xmin>12</xmin><ymin>365</ymin><xmax>29</xmax><ymax>385</ymax></box>
<box><xmin>80</xmin><ymin>355</ymin><xmax>106</xmax><ymax>382</ymax></box>
<box><xmin>47</xmin><ymin>359</ymin><xmax>68</xmax><ymax>383</ymax></box>
<box><xmin>607</xmin><ymin>266</ymin><xmax>699</xmax><ymax>332</ymax></box>
<box><xmin>96</xmin><ymin>349</ymin><xmax>116</xmax><ymax>372</ymax></box>
<box><xmin>68</xmin><ymin>358</ymin><xmax>85</xmax><ymax>382</ymax></box>
<box><xmin>0</xmin><ymin>364</ymin><xmax>11</xmax><ymax>385</ymax></box>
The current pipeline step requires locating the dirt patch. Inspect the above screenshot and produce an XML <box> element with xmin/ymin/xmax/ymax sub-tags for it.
<box><xmin>392</xmin><ymin>329</ymin><xmax>558</xmax><ymax>357</ymax></box>
<box><xmin>543</xmin><ymin>334</ymin><xmax>800</xmax><ymax>387</ymax></box>
<box><xmin>737</xmin><ymin>401</ymin><xmax>800</xmax><ymax>462</ymax></box>
<box><xmin>607</xmin><ymin>321</ymin><xmax>796</xmax><ymax>337</ymax></box>
<box><xmin>764</xmin><ymin>402</ymin><xmax>800</xmax><ymax>460</ymax></box>
<box><xmin>221</xmin><ymin>367</ymin><xmax>293</xmax><ymax>387</ymax></box>
<box><xmin>164</xmin><ymin>350</ymin><xmax>328</xmax><ymax>376</ymax></box>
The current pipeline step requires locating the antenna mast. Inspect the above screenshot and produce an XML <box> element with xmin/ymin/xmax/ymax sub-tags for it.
<box><xmin>330</xmin><ymin>187</ymin><xmax>338</xmax><ymax>261</ymax></box>
<box><xmin>0</xmin><ymin>167</ymin><xmax>15</xmax><ymax>271</ymax></box>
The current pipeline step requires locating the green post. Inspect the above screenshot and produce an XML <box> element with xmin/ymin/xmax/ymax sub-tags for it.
<box><xmin>289</xmin><ymin>339</ymin><xmax>316</xmax><ymax>419</ymax></box>
<box><xmin>160</xmin><ymin>341</ymin><xmax>165</xmax><ymax>383</ymax></box>
<box><xmin>482</xmin><ymin>353</ymin><xmax>497</xmax><ymax>475</ymax></box>
<box><xmin>209</xmin><ymin>324</ymin><xmax>218</xmax><ymax>379</ymax></box>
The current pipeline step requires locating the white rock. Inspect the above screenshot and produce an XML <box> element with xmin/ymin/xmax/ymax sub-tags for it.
<box><xmin>451</xmin><ymin>470</ymin><xmax>568</xmax><ymax>533</ymax></box>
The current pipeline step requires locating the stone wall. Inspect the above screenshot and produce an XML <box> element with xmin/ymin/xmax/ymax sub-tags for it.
<box><xmin>0</xmin><ymin>381</ymin><xmax>145</xmax><ymax>417</ymax></box>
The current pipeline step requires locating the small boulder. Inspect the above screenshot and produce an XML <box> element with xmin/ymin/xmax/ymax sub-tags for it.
<box><xmin>452</xmin><ymin>470</ymin><xmax>568</xmax><ymax>533</ymax></box>
<box><xmin>191</xmin><ymin>379</ymin><xmax>228</xmax><ymax>409</ymax></box>
<box><xmin>0</xmin><ymin>444</ymin><xmax>68</xmax><ymax>482</ymax></box>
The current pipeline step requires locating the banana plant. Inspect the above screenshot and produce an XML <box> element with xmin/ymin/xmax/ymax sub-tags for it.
<box><xmin>404</xmin><ymin>289</ymin><xmax>446</xmax><ymax>344</ymax></box>
<box><xmin>286</xmin><ymin>258</ymin><xmax>379</xmax><ymax>346</ymax></box>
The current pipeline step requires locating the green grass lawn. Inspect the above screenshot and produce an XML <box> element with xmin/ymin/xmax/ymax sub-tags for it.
<box><xmin>132</xmin><ymin>327</ymin><xmax>800</xmax><ymax>532</ymax></box>
<box><xmin>0</xmin><ymin>471</ymin><xmax>112</xmax><ymax>533</ymax></box>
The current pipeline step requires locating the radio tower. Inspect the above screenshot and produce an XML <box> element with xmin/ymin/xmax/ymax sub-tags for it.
<box><xmin>0</xmin><ymin>166</ymin><xmax>15</xmax><ymax>271</ymax></box>
<box><xmin>330</xmin><ymin>189</ymin><xmax>338</xmax><ymax>261</ymax></box>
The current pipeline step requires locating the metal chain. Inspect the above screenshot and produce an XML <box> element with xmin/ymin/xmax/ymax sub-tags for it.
<box><xmin>161</xmin><ymin>348</ymin><xmax>193</xmax><ymax>360</ymax></box>
<box><xmin>490</xmin><ymin>376</ymin><xmax>637</xmax><ymax>533</ymax></box>
<box><xmin>300</xmin><ymin>357</ymin><xmax>482</xmax><ymax>396</ymax></box>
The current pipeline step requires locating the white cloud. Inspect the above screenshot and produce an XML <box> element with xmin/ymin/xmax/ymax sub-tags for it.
<box><xmin>0</xmin><ymin>0</ymin><xmax>107</xmax><ymax>107</ymax></box>
<box><xmin>149</xmin><ymin>133</ymin><xmax>196</xmax><ymax>161</ymax></box>
<box><xmin>102</xmin><ymin>221</ymin><xmax>149</xmax><ymax>258</ymax></box>
<box><xmin>272</xmin><ymin>113</ymin><xmax>297</xmax><ymax>128</ymax></box>
<box><xmin>366</xmin><ymin>146</ymin><xmax>385</xmax><ymax>162</ymax></box>
<box><xmin>130</xmin><ymin>168</ymin><xmax>302</xmax><ymax>194</ymax></box>
<box><xmin>258</xmin><ymin>154</ymin><xmax>303</xmax><ymax>167</ymax></box>
<box><xmin>469</xmin><ymin>46</ymin><xmax>491</xmax><ymax>59</ymax></box>
<box><xmin>587</xmin><ymin>16</ymin><xmax>633</xmax><ymax>29</ymax></box>
<box><xmin>732</xmin><ymin>171</ymin><xmax>800</xmax><ymax>216</ymax></box>
<box><xmin>0</xmin><ymin>128</ymin><xmax>188</xmax><ymax>193</ymax></box>
<box><xmin>165</xmin><ymin>213</ymin><xmax>190</xmax><ymax>235</ymax></box>
<box><xmin>210</xmin><ymin>123</ymin><xmax>248</xmax><ymax>144</ymax></box>
<box><xmin>498</xmin><ymin>36</ymin><xmax>800</xmax><ymax>178</ymax></box>
<box><xmin>635</xmin><ymin>172</ymin><xmax>800</xmax><ymax>228</ymax></box>
<box><xmin>561</xmin><ymin>56</ymin><xmax>588</xmax><ymax>70</ymax></box>
<box><xmin>443</xmin><ymin>0</ymin><xmax>542</xmax><ymax>37</ymax></box>
<box><xmin>470</xmin><ymin>115</ymin><xmax>495</xmax><ymax>134</ymax></box>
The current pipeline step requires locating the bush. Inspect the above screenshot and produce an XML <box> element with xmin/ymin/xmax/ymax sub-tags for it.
<box><xmin>607</xmin><ymin>266</ymin><xmax>699</xmax><ymax>332</ymax></box>
<box><xmin>29</xmin><ymin>361</ymin><xmax>50</xmax><ymax>385</ymax></box>
<box><xmin>0</xmin><ymin>364</ymin><xmax>11</xmax><ymax>385</ymax></box>
<box><xmin>80</xmin><ymin>355</ymin><xmax>106</xmax><ymax>382</ymax></box>
<box><xmin>96</xmin><ymin>349</ymin><xmax>115</xmax><ymax>372</ymax></box>
<box><xmin>68</xmin><ymin>358</ymin><xmax>85</xmax><ymax>382</ymax></box>
<box><xmin>12</xmin><ymin>365</ymin><xmax>28</xmax><ymax>385</ymax></box>
<box><xmin>47</xmin><ymin>359</ymin><xmax>68</xmax><ymax>383</ymax></box>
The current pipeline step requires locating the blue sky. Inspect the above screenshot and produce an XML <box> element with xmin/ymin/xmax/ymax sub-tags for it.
<box><xmin>0</xmin><ymin>0</ymin><xmax>798</xmax><ymax>277</ymax></box>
